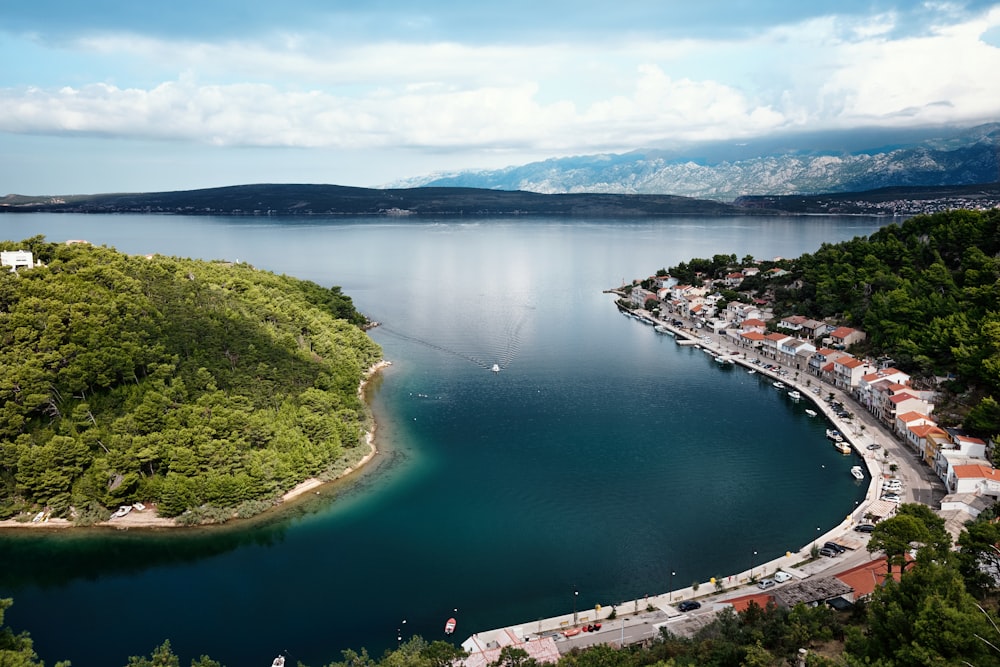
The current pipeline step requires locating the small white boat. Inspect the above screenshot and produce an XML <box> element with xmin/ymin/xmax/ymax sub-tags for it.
<box><xmin>851</xmin><ymin>466</ymin><xmax>864</xmax><ymax>480</ymax></box>
<box><xmin>805</xmin><ymin>409</ymin><xmax>817</xmax><ymax>417</ymax></box>
<box><xmin>826</xmin><ymin>429</ymin><xmax>843</xmax><ymax>441</ymax></box>
<box><xmin>773</xmin><ymin>381</ymin><xmax>785</xmax><ymax>389</ymax></box>
<box><xmin>132</xmin><ymin>502</ymin><xmax>146</xmax><ymax>511</ymax></box>
<box><xmin>747</xmin><ymin>369</ymin><xmax>756</xmax><ymax>374</ymax></box>
<box><xmin>32</xmin><ymin>511</ymin><xmax>45</xmax><ymax>523</ymax></box>
<box><xmin>787</xmin><ymin>390</ymin><xmax>802</xmax><ymax>400</ymax></box>
<box><xmin>110</xmin><ymin>505</ymin><xmax>132</xmax><ymax>519</ymax></box>
<box><xmin>491</xmin><ymin>363</ymin><xmax>500</xmax><ymax>373</ymax></box>
<box><xmin>834</xmin><ymin>441</ymin><xmax>852</xmax><ymax>454</ymax></box>
<box><xmin>272</xmin><ymin>656</ymin><xmax>286</xmax><ymax>667</ymax></box>
<box><xmin>445</xmin><ymin>617</ymin><xmax>457</xmax><ymax>635</ymax></box>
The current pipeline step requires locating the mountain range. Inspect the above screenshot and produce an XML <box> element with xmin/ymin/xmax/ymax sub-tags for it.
<box><xmin>390</xmin><ymin>123</ymin><xmax>1000</xmax><ymax>201</ymax></box>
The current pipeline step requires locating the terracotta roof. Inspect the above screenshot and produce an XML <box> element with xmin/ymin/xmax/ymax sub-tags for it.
<box><xmin>830</xmin><ymin>326</ymin><xmax>856</xmax><ymax>338</ymax></box>
<box><xmin>834</xmin><ymin>556</ymin><xmax>901</xmax><ymax>598</ymax></box>
<box><xmin>743</xmin><ymin>318</ymin><xmax>766</xmax><ymax>327</ymax></box>
<box><xmin>897</xmin><ymin>411</ymin><xmax>930</xmax><ymax>422</ymax></box>
<box><xmin>955</xmin><ymin>434</ymin><xmax>987</xmax><ymax>446</ymax></box>
<box><xmin>741</xmin><ymin>331</ymin><xmax>767</xmax><ymax>341</ymax></box>
<box><xmin>953</xmin><ymin>464</ymin><xmax>1000</xmax><ymax>481</ymax></box>
<box><xmin>726</xmin><ymin>592</ymin><xmax>775</xmax><ymax>613</ymax></box>
<box><xmin>888</xmin><ymin>392</ymin><xmax>918</xmax><ymax>405</ymax></box>
<box><xmin>835</xmin><ymin>356</ymin><xmax>865</xmax><ymax>369</ymax></box>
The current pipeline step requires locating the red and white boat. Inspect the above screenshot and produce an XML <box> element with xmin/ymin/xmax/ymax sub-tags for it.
<box><xmin>444</xmin><ymin>617</ymin><xmax>457</xmax><ymax>635</ymax></box>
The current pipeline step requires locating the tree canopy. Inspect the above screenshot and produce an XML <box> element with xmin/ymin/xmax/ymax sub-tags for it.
<box><xmin>0</xmin><ymin>238</ymin><xmax>381</xmax><ymax>521</ymax></box>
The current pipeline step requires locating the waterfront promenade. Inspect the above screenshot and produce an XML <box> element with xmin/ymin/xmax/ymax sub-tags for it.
<box><xmin>460</xmin><ymin>307</ymin><xmax>946</xmax><ymax>658</ymax></box>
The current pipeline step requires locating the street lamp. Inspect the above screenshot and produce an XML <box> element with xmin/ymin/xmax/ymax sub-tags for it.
<box><xmin>573</xmin><ymin>589</ymin><xmax>579</xmax><ymax>625</ymax></box>
<box><xmin>751</xmin><ymin>550</ymin><xmax>757</xmax><ymax>580</ymax></box>
<box><xmin>669</xmin><ymin>570</ymin><xmax>675</xmax><ymax>602</ymax></box>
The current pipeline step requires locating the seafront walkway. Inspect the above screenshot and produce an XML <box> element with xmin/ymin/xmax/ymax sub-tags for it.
<box><xmin>460</xmin><ymin>306</ymin><xmax>945</xmax><ymax>657</ymax></box>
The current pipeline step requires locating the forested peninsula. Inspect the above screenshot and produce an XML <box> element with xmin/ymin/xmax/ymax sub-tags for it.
<box><xmin>0</xmin><ymin>237</ymin><xmax>382</xmax><ymax>526</ymax></box>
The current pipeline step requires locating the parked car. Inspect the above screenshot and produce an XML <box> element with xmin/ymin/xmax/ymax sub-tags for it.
<box><xmin>823</xmin><ymin>541</ymin><xmax>846</xmax><ymax>554</ymax></box>
<box><xmin>677</xmin><ymin>601</ymin><xmax>701</xmax><ymax>612</ymax></box>
<box><xmin>818</xmin><ymin>547</ymin><xmax>839</xmax><ymax>557</ymax></box>
<box><xmin>881</xmin><ymin>494</ymin><xmax>901</xmax><ymax>503</ymax></box>
<box><xmin>773</xmin><ymin>571</ymin><xmax>792</xmax><ymax>583</ymax></box>
<box><xmin>757</xmin><ymin>578</ymin><xmax>776</xmax><ymax>590</ymax></box>
<box><xmin>854</xmin><ymin>523</ymin><xmax>876</xmax><ymax>533</ymax></box>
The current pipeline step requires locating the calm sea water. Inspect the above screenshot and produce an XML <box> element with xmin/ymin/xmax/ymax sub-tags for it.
<box><xmin>0</xmin><ymin>214</ymin><xmax>886</xmax><ymax>666</ymax></box>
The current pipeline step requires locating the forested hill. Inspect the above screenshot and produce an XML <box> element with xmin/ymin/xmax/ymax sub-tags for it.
<box><xmin>0</xmin><ymin>237</ymin><xmax>382</xmax><ymax>524</ymax></box>
<box><xmin>0</xmin><ymin>183</ymin><xmax>739</xmax><ymax>216</ymax></box>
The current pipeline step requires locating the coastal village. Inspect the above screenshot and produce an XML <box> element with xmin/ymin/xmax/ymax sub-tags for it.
<box><xmin>449</xmin><ymin>264</ymin><xmax>997</xmax><ymax>667</ymax></box>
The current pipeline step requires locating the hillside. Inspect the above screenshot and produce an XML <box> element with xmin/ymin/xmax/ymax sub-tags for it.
<box><xmin>0</xmin><ymin>238</ymin><xmax>382</xmax><ymax>523</ymax></box>
<box><xmin>0</xmin><ymin>184</ymin><xmax>740</xmax><ymax>217</ymax></box>
<box><xmin>395</xmin><ymin>123</ymin><xmax>1000</xmax><ymax>201</ymax></box>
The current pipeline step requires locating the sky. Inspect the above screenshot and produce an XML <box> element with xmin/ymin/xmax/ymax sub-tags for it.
<box><xmin>2</xmin><ymin>1</ymin><xmax>1000</xmax><ymax>195</ymax></box>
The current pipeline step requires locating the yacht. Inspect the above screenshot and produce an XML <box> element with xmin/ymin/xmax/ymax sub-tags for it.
<box><xmin>851</xmin><ymin>466</ymin><xmax>865</xmax><ymax>480</ymax></box>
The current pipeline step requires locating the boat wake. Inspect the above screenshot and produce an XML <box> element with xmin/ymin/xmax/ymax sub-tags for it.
<box><xmin>376</xmin><ymin>302</ymin><xmax>533</xmax><ymax>373</ymax></box>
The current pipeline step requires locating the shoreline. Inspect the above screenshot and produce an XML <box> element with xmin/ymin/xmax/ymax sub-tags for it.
<box><xmin>0</xmin><ymin>359</ymin><xmax>392</xmax><ymax>532</ymax></box>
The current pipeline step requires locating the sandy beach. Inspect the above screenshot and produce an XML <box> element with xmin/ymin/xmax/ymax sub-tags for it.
<box><xmin>0</xmin><ymin>359</ymin><xmax>391</xmax><ymax>532</ymax></box>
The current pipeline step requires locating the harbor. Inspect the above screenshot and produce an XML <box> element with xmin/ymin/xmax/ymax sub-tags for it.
<box><xmin>456</xmin><ymin>305</ymin><xmax>944</xmax><ymax>663</ymax></box>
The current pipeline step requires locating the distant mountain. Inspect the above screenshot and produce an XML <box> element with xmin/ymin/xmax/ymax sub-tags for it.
<box><xmin>391</xmin><ymin>123</ymin><xmax>1000</xmax><ymax>201</ymax></box>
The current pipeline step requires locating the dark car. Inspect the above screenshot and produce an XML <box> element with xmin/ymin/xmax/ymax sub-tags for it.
<box><xmin>823</xmin><ymin>541</ymin><xmax>846</xmax><ymax>554</ymax></box>
<box><xmin>818</xmin><ymin>547</ymin><xmax>838</xmax><ymax>557</ymax></box>
<box><xmin>855</xmin><ymin>523</ymin><xmax>876</xmax><ymax>533</ymax></box>
<box><xmin>677</xmin><ymin>601</ymin><xmax>701</xmax><ymax>612</ymax></box>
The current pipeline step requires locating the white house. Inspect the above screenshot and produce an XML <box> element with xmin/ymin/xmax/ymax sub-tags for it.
<box><xmin>0</xmin><ymin>249</ymin><xmax>33</xmax><ymax>271</ymax></box>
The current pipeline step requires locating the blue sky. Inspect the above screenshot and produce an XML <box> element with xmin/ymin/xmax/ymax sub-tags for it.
<box><xmin>2</xmin><ymin>1</ymin><xmax>999</xmax><ymax>194</ymax></box>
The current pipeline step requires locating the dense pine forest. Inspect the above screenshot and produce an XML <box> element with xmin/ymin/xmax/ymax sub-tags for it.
<box><xmin>0</xmin><ymin>237</ymin><xmax>381</xmax><ymax>523</ymax></box>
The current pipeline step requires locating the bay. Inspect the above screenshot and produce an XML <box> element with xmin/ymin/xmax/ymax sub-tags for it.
<box><xmin>0</xmin><ymin>214</ymin><xmax>886</xmax><ymax>666</ymax></box>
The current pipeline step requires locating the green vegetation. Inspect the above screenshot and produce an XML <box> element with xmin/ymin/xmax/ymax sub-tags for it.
<box><xmin>663</xmin><ymin>209</ymin><xmax>1000</xmax><ymax>437</ymax></box>
<box><xmin>0</xmin><ymin>237</ymin><xmax>381</xmax><ymax>522</ymax></box>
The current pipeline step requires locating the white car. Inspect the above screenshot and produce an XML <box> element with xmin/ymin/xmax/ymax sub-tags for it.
<box><xmin>773</xmin><ymin>571</ymin><xmax>792</xmax><ymax>583</ymax></box>
<box><xmin>882</xmin><ymin>493</ymin><xmax>902</xmax><ymax>503</ymax></box>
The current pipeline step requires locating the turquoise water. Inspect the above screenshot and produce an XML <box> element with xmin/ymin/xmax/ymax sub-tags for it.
<box><xmin>0</xmin><ymin>214</ymin><xmax>884</xmax><ymax>666</ymax></box>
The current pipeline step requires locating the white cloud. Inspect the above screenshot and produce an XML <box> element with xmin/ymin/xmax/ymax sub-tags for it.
<box><xmin>2</xmin><ymin>5</ymin><xmax>999</xmax><ymax>156</ymax></box>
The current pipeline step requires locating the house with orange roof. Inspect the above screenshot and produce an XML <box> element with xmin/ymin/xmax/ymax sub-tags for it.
<box><xmin>948</xmin><ymin>464</ymin><xmax>1000</xmax><ymax>496</ymax></box>
<box><xmin>922</xmin><ymin>428</ymin><xmax>954</xmax><ymax>468</ymax></box>
<box><xmin>723</xmin><ymin>271</ymin><xmax>745</xmax><ymax>287</ymax></box>
<box><xmin>741</xmin><ymin>317</ymin><xmax>767</xmax><ymax>333</ymax></box>
<box><xmin>739</xmin><ymin>330</ymin><xmax>767</xmax><ymax>350</ymax></box>
<box><xmin>761</xmin><ymin>332</ymin><xmax>792</xmax><ymax>360</ymax></box>
<box><xmin>833</xmin><ymin>355</ymin><xmax>875</xmax><ymax>390</ymax></box>
<box><xmin>809</xmin><ymin>347</ymin><xmax>849</xmax><ymax>377</ymax></box>
<box><xmin>828</xmin><ymin>326</ymin><xmax>867</xmax><ymax>349</ymax></box>
<box><xmin>778</xmin><ymin>315</ymin><xmax>809</xmax><ymax>332</ymax></box>
<box><xmin>900</xmin><ymin>420</ymin><xmax>945</xmax><ymax>458</ymax></box>
<box><xmin>834</xmin><ymin>556</ymin><xmax>902</xmax><ymax>601</ymax></box>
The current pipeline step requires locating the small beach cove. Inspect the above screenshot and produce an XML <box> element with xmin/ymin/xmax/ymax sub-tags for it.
<box><xmin>0</xmin><ymin>360</ymin><xmax>393</xmax><ymax>533</ymax></box>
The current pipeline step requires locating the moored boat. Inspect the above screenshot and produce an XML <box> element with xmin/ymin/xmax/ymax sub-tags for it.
<box><xmin>826</xmin><ymin>429</ymin><xmax>843</xmax><ymax>441</ymax></box>
<box><xmin>787</xmin><ymin>390</ymin><xmax>801</xmax><ymax>400</ymax></box>
<box><xmin>805</xmin><ymin>409</ymin><xmax>817</xmax><ymax>416</ymax></box>
<box><xmin>851</xmin><ymin>465</ymin><xmax>864</xmax><ymax>480</ymax></box>
<box><xmin>491</xmin><ymin>363</ymin><xmax>500</xmax><ymax>373</ymax></box>
<box><xmin>773</xmin><ymin>381</ymin><xmax>785</xmax><ymax>389</ymax></box>
<box><xmin>834</xmin><ymin>441</ymin><xmax>851</xmax><ymax>454</ymax></box>
<box><xmin>445</xmin><ymin>618</ymin><xmax>457</xmax><ymax>635</ymax></box>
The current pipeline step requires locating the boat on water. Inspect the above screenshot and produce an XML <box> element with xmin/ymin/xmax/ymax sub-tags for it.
<box><xmin>445</xmin><ymin>618</ymin><xmax>457</xmax><ymax>635</ymax></box>
<box><xmin>787</xmin><ymin>390</ymin><xmax>802</xmax><ymax>400</ymax></box>
<box><xmin>773</xmin><ymin>381</ymin><xmax>785</xmax><ymax>389</ymax></box>
<box><xmin>747</xmin><ymin>369</ymin><xmax>756</xmax><ymax>375</ymax></box>
<box><xmin>491</xmin><ymin>363</ymin><xmax>500</xmax><ymax>373</ymax></box>
<box><xmin>826</xmin><ymin>429</ymin><xmax>843</xmax><ymax>441</ymax></box>
<box><xmin>834</xmin><ymin>441</ymin><xmax>852</xmax><ymax>454</ymax></box>
<box><xmin>805</xmin><ymin>409</ymin><xmax>817</xmax><ymax>417</ymax></box>
<box><xmin>272</xmin><ymin>656</ymin><xmax>285</xmax><ymax>667</ymax></box>
<box><xmin>851</xmin><ymin>466</ymin><xmax>865</xmax><ymax>480</ymax></box>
